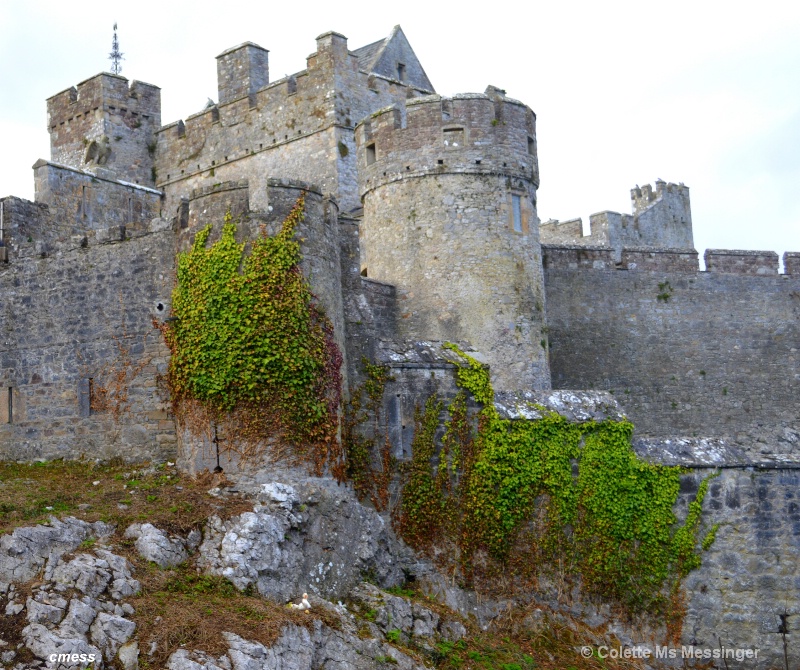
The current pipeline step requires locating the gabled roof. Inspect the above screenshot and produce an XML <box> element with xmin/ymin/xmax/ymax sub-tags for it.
<box><xmin>353</xmin><ymin>26</ymin><xmax>435</xmax><ymax>92</ymax></box>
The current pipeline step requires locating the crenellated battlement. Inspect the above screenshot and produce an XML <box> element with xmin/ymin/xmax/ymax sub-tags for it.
<box><xmin>784</xmin><ymin>252</ymin><xmax>800</xmax><ymax>275</ymax></box>
<box><xmin>216</xmin><ymin>42</ymin><xmax>269</xmax><ymax>106</ymax></box>
<box><xmin>153</xmin><ymin>29</ymin><xmax>434</xmax><ymax>215</ymax></box>
<box><xmin>543</xmin><ymin>244</ymin><xmax>799</xmax><ymax>276</ymax></box>
<box><xmin>631</xmin><ymin>179</ymin><xmax>690</xmax><ymax>213</ymax></box>
<box><xmin>355</xmin><ymin>87</ymin><xmax>538</xmax><ymax>195</ymax></box>
<box><xmin>47</xmin><ymin>74</ymin><xmax>160</xmax><ymax>127</ymax></box>
<box><xmin>541</xmin><ymin>180</ymin><xmax>693</xmax><ymax>252</ymax></box>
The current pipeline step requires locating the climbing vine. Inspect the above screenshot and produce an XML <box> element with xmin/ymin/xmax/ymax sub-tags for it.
<box><xmin>158</xmin><ymin>197</ymin><xmax>342</xmax><ymax>472</ymax></box>
<box><xmin>394</xmin><ymin>344</ymin><xmax>717</xmax><ymax>622</ymax></box>
<box><xmin>340</xmin><ymin>359</ymin><xmax>394</xmax><ymax>508</ymax></box>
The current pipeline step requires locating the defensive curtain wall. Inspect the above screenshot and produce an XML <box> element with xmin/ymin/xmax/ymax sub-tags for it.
<box><xmin>543</xmin><ymin>244</ymin><xmax>800</xmax><ymax>454</ymax></box>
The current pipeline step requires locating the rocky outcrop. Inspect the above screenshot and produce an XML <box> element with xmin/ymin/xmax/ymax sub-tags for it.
<box><xmin>349</xmin><ymin>582</ymin><xmax>467</xmax><ymax>647</ymax></box>
<box><xmin>198</xmin><ymin>477</ymin><xmax>414</xmax><ymax>602</ymax></box>
<box><xmin>0</xmin><ymin>517</ymin><xmax>113</xmax><ymax>584</ymax></box>
<box><xmin>0</xmin><ymin>519</ymin><xmax>141</xmax><ymax>669</ymax></box>
<box><xmin>165</xmin><ymin>605</ymin><xmax>427</xmax><ymax>670</ymax></box>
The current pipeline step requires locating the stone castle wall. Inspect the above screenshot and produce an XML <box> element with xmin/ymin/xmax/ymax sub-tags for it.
<box><xmin>629</xmin><ymin>438</ymin><xmax>800</xmax><ymax>670</ymax></box>
<box><xmin>679</xmin><ymin>466</ymin><xmax>800</xmax><ymax>670</ymax></box>
<box><xmin>544</xmin><ymin>244</ymin><xmax>800</xmax><ymax>451</ymax></box>
<box><xmin>0</xmin><ymin>221</ymin><xmax>176</xmax><ymax>462</ymax></box>
<box><xmin>33</xmin><ymin>161</ymin><xmax>162</xmax><ymax>233</ymax></box>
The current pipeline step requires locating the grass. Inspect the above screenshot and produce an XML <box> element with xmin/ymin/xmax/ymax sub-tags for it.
<box><xmin>0</xmin><ymin>459</ymin><xmax>251</xmax><ymax>538</ymax></box>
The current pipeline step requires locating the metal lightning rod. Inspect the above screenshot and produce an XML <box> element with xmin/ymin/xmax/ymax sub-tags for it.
<box><xmin>109</xmin><ymin>23</ymin><xmax>124</xmax><ymax>75</ymax></box>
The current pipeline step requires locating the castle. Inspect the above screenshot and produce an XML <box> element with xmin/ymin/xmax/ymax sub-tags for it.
<box><xmin>1</xmin><ymin>24</ymin><xmax>796</xmax><ymax>459</ymax></box>
<box><xmin>0</xmin><ymin>26</ymin><xmax>798</xmax><ymax>663</ymax></box>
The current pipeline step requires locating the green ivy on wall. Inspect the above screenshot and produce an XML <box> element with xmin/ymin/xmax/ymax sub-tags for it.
<box><xmin>159</xmin><ymin>196</ymin><xmax>342</xmax><ymax>471</ymax></box>
<box><xmin>395</xmin><ymin>343</ymin><xmax>717</xmax><ymax>624</ymax></box>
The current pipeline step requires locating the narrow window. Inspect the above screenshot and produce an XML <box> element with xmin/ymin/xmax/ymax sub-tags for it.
<box><xmin>528</xmin><ymin>136</ymin><xmax>535</xmax><ymax>155</ymax></box>
<box><xmin>512</xmin><ymin>194</ymin><xmax>522</xmax><ymax>232</ymax></box>
<box><xmin>81</xmin><ymin>185</ymin><xmax>87</xmax><ymax>220</ymax></box>
<box><xmin>88</xmin><ymin>378</ymin><xmax>94</xmax><ymax>414</ymax></box>
<box><xmin>178</xmin><ymin>200</ymin><xmax>189</xmax><ymax>229</ymax></box>
<box><xmin>128</xmin><ymin>197</ymin><xmax>133</xmax><ymax>224</ymax></box>
<box><xmin>366</xmin><ymin>143</ymin><xmax>376</xmax><ymax>166</ymax></box>
<box><xmin>397</xmin><ymin>63</ymin><xmax>406</xmax><ymax>82</ymax></box>
<box><xmin>7</xmin><ymin>387</ymin><xmax>12</xmax><ymax>424</ymax></box>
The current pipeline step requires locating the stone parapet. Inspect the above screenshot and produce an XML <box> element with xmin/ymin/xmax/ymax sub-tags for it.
<box><xmin>704</xmin><ymin>249</ymin><xmax>780</xmax><ymax>275</ymax></box>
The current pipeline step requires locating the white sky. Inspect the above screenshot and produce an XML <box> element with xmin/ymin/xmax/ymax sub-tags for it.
<box><xmin>1</xmin><ymin>1</ymin><xmax>798</xmax><ymax>261</ymax></box>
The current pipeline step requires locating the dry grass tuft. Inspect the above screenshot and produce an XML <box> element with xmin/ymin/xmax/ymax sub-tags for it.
<box><xmin>129</xmin><ymin>564</ymin><xmax>340</xmax><ymax>669</ymax></box>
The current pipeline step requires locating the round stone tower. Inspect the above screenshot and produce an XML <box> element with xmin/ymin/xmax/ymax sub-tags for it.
<box><xmin>355</xmin><ymin>87</ymin><xmax>549</xmax><ymax>390</ymax></box>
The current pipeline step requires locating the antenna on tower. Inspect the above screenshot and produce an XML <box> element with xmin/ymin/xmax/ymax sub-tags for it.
<box><xmin>109</xmin><ymin>22</ymin><xmax>124</xmax><ymax>75</ymax></box>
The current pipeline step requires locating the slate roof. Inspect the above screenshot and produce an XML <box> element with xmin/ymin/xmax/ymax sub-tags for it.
<box><xmin>352</xmin><ymin>37</ymin><xmax>386</xmax><ymax>73</ymax></box>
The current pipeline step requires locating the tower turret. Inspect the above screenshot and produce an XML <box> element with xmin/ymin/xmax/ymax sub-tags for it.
<box><xmin>355</xmin><ymin>88</ymin><xmax>548</xmax><ymax>390</ymax></box>
<box><xmin>47</xmin><ymin>74</ymin><xmax>161</xmax><ymax>186</ymax></box>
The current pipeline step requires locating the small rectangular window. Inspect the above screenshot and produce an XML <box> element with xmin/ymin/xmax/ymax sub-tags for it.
<box><xmin>443</xmin><ymin>127</ymin><xmax>464</xmax><ymax>147</ymax></box>
<box><xmin>512</xmin><ymin>194</ymin><xmax>522</xmax><ymax>232</ymax></box>
<box><xmin>6</xmin><ymin>387</ymin><xmax>12</xmax><ymax>424</ymax></box>
<box><xmin>366</xmin><ymin>143</ymin><xmax>376</xmax><ymax>166</ymax></box>
<box><xmin>397</xmin><ymin>63</ymin><xmax>406</xmax><ymax>82</ymax></box>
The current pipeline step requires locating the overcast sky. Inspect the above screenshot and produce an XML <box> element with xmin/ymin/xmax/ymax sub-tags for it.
<box><xmin>1</xmin><ymin>1</ymin><xmax>798</xmax><ymax>263</ymax></box>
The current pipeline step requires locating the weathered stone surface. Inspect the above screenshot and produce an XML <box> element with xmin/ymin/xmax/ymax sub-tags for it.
<box><xmin>49</xmin><ymin>554</ymin><xmax>112</xmax><ymax>599</ymax></box>
<box><xmin>58</xmin><ymin>598</ymin><xmax>98</xmax><ymax>638</ymax></box>
<box><xmin>26</xmin><ymin>597</ymin><xmax>66</xmax><ymax>626</ymax></box>
<box><xmin>357</xmin><ymin>94</ymin><xmax>548</xmax><ymax>391</ymax></box>
<box><xmin>167</xmin><ymin>648</ymin><xmax>232</xmax><ymax>670</ymax></box>
<box><xmin>118</xmin><ymin>640</ymin><xmax>140</xmax><ymax>670</ymax></box>
<box><xmin>494</xmin><ymin>389</ymin><xmax>625</xmax><ymax>423</ymax></box>
<box><xmin>5</xmin><ymin>600</ymin><xmax>24</xmax><ymax>616</ymax></box>
<box><xmin>199</xmin><ymin>477</ymin><xmax>411</xmax><ymax>601</ymax></box>
<box><xmin>350</xmin><ymin>581</ymin><xmax>466</xmax><ymax>648</ymax></box>
<box><xmin>95</xmin><ymin>549</ymin><xmax>141</xmax><ymax>600</ymax></box>
<box><xmin>676</xmin><ymin>468</ymin><xmax>800</xmax><ymax>670</ymax></box>
<box><xmin>0</xmin><ymin>517</ymin><xmax>110</xmax><ymax>584</ymax></box>
<box><xmin>544</xmin><ymin>255</ymin><xmax>800</xmax><ymax>453</ymax></box>
<box><xmin>125</xmin><ymin>523</ymin><xmax>188</xmax><ymax>568</ymax></box>
<box><xmin>411</xmin><ymin>602</ymin><xmax>439</xmax><ymax>639</ymax></box>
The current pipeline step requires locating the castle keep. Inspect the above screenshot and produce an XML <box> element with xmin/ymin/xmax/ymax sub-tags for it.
<box><xmin>0</xmin><ymin>26</ymin><xmax>799</xmax><ymax>666</ymax></box>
